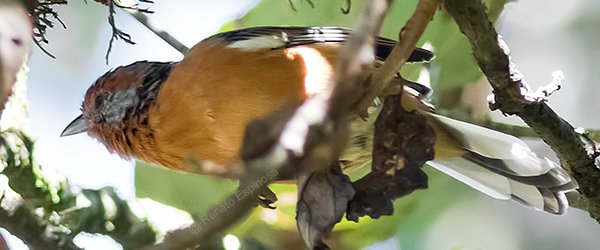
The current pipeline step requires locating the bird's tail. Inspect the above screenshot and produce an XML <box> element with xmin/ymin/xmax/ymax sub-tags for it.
<box><xmin>341</xmin><ymin>88</ymin><xmax>577</xmax><ymax>214</ymax></box>
<box><xmin>426</xmin><ymin>113</ymin><xmax>577</xmax><ymax>214</ymax></box>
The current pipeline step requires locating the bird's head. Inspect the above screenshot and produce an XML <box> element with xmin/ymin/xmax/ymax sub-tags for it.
<box><xmin>61</xmin><ymin>61</ymin><xmax>174</xmax><ymax>155</ymax></box>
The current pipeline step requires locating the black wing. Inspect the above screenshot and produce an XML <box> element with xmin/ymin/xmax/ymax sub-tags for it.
<box><xmin>209</xmin><ymin>26</ymin><xmax>434</xmax><ymax>63</ymax></box>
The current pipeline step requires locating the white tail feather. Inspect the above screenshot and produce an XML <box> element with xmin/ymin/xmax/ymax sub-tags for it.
<box><xmin>345</xmin><ymin>100</ymin><xmax>575</xmax><ymax>214</ymax></box>
<box><xmin>426</xmin><ymin>113</ymin><xmax>576</xmax><ymax>214</ymax></box>
<box><xmin>508</xmin><ymin>180</ymin><xmax>545</xmax><ymax>211</ymax></box>
<box><xmin>429</xmin><ymin>113</ymin><xmax>554</xmax><ymax>176</ymax></box>
<box><xmin>428</xmin><ymin>159</ymin><xmax>511</xmax><ymax>199</ymax></box>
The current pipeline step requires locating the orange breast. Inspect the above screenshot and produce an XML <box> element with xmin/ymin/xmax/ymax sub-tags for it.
<box><xmin>147</xmin><ymin>42</ymin><xmax>340</xmax><ymax>177</ymax></box>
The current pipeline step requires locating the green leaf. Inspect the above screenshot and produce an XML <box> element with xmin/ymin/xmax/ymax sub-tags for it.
<box><xmin>135</xmin><ymin>162</ymin><xmax>237</xmax><ymax>214</ymax></box>
<box><xmin>234</xmin><ymin>0</ymin><xmax>366</xmax><ymax>29</ymax></box>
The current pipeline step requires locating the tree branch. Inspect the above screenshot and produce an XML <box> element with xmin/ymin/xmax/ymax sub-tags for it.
<box><xmin>123</xmin><ymin>9</ymin><xmax>189</xmax><ymax>55</ymax></box>
<box><xmin>444</xmin><ymin>0</ymin><xmax>600</xmax><ymax>221</ymax></box>
<box><xmin>0</xmin><ymin>130</ymin><xmax>156</xmax><ymax>249</ymax></box>
<box><xmin>21</xmin><ymin>0</ymin><xmax>68</xmax><ymax>59</ymax></box>
<box><xmin>0</xmin><ymin>189</ymin><xmax>81</xmax><ymax>250</ymax></box>
<box><xmin>357</xmin><ymin>0</ymin><xmax>438</xmax><ymax>115</ymax></box>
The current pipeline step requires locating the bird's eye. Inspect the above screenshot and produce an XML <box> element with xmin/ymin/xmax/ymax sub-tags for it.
<box><xmin>11</xmin><ymin>38</ymin><xmax>22</xmax><ymax>46</ymax></box>
<box><xmin>95</xmin><ymin>95</ymin><xmax>105</xmax><ymax>109</ymax></box>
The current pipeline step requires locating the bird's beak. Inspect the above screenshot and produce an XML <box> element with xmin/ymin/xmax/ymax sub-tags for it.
<box><xmin>61</xmin><ymin>114</ymin><xmax>88</xmax><ymax>137</ymax></box>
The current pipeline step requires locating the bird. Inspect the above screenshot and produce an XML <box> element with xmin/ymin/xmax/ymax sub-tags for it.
<box><xmin>61</xmin><ymin>26</ymin><xmax>576</xmax><ymax>214</ymax></box>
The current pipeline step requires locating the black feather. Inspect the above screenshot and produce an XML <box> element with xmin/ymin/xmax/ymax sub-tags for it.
<box><xmin>209</xmin><ymin>26</ymin><xmax>434</xmax><ymax>63</ymax></box>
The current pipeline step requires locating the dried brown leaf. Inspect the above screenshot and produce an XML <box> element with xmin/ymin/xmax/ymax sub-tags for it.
<box><xmin>347</xmin><ymin>93</ymin><xmax>434</xmax><ymax>221</ymax></box>
<box><xmin>296</xmin><ymin>164</ymin><xmax>355</xmax><ymax>249</ymax></box>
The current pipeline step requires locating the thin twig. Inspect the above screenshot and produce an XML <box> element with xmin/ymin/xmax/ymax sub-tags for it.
<box><xmin>305</xmin><ymin>0</ymin><xmax>315</xmax><ymax>9</ymax></box>
<box><xmin>328</xmin><ymin>0</ymin><xmax>392</xmax><ymax>117</ymax></box>
<box><xmin>341</xmin><ymin>0</ymin><xmax>351</xmax><ymax>14</ymax></box>
<box><xmin>356</xmin><ymin>0</ymin><xmax>438</xmax><ymax>115</ymax></box>
<box><xmin>444</xmin><ymin>0</ymin><xmax>600</xmax><ymax>221</ymax></box>
<box><xmin>287</xmin><ymin>0</ymin><xmax>317</xmax><ymax>11</ymax></box>
<box><xmin>104</xmin><ymin>0</ymin><xmax>189</xmax><ymax>59</ymax></box>
<box><xmin>288</xmin><ymin>0</ymin><xmax>298</xmax><ymax>11</ymax></box>
<box><xmin>124</xmin><ymin>10</ymin><xmax>189</xmax><ymax>55</ymax></box>
<box><xmin>23</xmin><ymin>0</ymin><xmax>67</xmax><ymax>59</ymax></box>
<box><xmin>105</xmin><ymin>0</ymin><xmax>136</xmax><ymax>63</ymax></box>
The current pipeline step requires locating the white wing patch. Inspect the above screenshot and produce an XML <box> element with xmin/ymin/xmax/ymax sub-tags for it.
<box><xmin>228</xmin><ymin>33</ymin><xmax>288</xmax><ymax>51</ymax></box>
<box><xmin>284</xmin><ymin>46</ymin><xmax>333</xmax><ymax>96</ymax></box>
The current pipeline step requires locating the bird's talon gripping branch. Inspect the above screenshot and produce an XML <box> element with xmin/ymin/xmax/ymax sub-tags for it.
<box><xmin>256</xmin><ymin>187</ymin><xmax>278</xmax><ymax>209</ymax></box>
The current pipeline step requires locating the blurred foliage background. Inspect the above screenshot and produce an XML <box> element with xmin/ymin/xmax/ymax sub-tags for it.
<box><xmin>2</xmin><ymin>0</ymin><xmax>600</xmax><ymax>249</ymax></box>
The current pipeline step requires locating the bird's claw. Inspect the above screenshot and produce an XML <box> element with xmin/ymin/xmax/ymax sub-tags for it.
<box><xmin>257</xmin><ymin>187</ymin><xmax>278</xmax><ymax>209</ymax></box>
